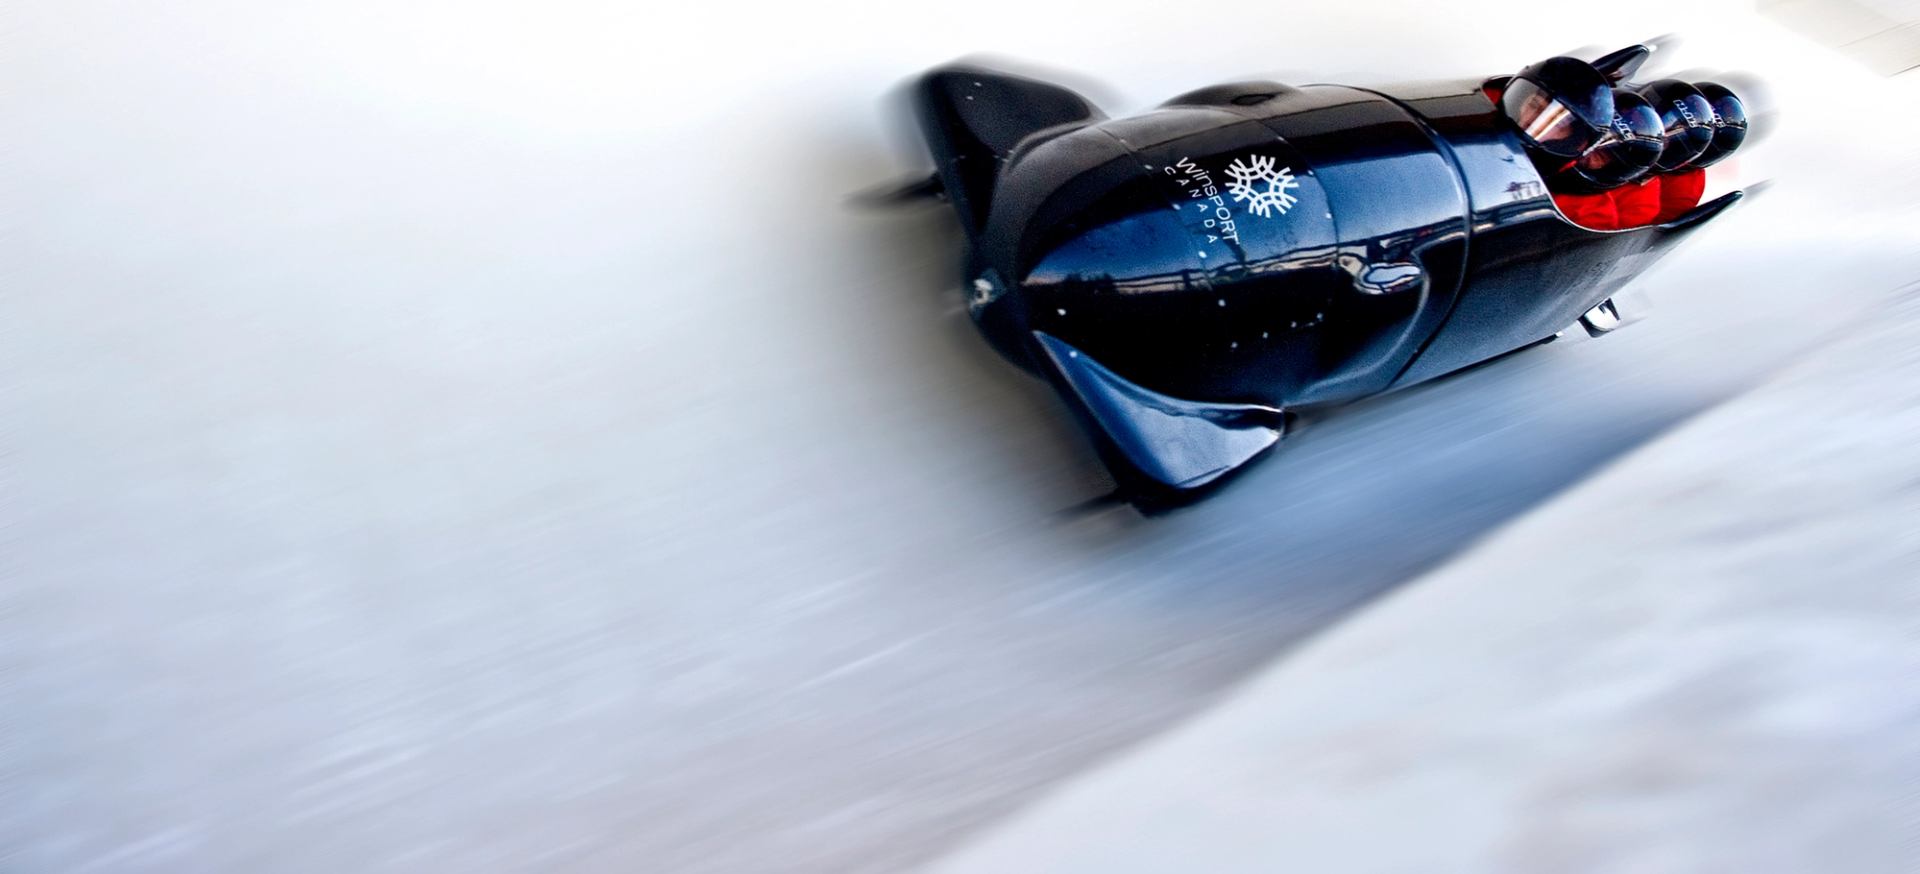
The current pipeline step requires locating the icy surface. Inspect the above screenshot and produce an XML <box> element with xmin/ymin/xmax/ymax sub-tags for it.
<box><xmin>931</xmin><ymin>286</ymin><xmax>1920</xmax><ymax>874</ymax></box>
<box><xmin>5</xmin><ymin>2</ymin><xmax>1917</xmax><ymax>872</ymax></box>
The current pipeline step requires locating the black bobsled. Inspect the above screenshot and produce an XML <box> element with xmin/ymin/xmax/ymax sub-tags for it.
<box><xmin>905</xmin><ymin>47</ymin><xmax>1746</xmax><ymax>505</ymax></box>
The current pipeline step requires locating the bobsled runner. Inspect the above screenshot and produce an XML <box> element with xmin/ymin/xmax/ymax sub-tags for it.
<box><xmin>902</xmin><ymin>43</ymin><xmax>1751</xmax><ymax>506</ymax></box>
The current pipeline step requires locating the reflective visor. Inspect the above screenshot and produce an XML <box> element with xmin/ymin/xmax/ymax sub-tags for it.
<box><xmin>1567</xmin><ymin>92</ymin><xmax>1664</xmax><ymax>189</ymax></box>
<box><xmin>1502</xmin><ymin>79</ymin><xmax>1599</xmax><ymax>157</ymax></box>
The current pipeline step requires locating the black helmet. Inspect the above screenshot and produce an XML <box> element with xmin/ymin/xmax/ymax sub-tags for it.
<box><xmin>1500</xmin><ymin>56</ymin><xmax>1614</xmax><ymax>157</ymax></box>
<box><xmin>1692</xmin><ymin>81</ymin><xmax>1748</xmax><ymax>167</ymax></box>
<box><xmin>1636</xmin><ymin>79</ymin><xmax>1717</xmax><ymax>172</ymax></box>
<box><xmin>1555</xmin><ymin>89</ymin><xmax>1665</xmax><ymax>191</ymax></box>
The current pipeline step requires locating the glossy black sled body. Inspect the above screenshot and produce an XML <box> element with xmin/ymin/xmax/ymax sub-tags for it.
<box><xmin>912</xmin><ymin>65</ymin><xmax>1740</xmax><ymax>504</ymax></box>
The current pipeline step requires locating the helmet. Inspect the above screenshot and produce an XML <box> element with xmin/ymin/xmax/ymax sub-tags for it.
<box><xmin>1557</xmin><ymin>89</ymin><xmax>1665</xmax><ymax>191</ymax></box>
<box><xmin>1692</xmin><ymin>81</ymin><xmax>1748</xmax><ymax>167</ymax></box>
<box><xmin>1636</xmin><ymin>79</ymin><xmax>1717</xmax><ymax>172</ymax></box>
<box><xmin>1500</xmin><ymin>57</ymin><xmax>1614</xmax><ymax>157</ymax></box>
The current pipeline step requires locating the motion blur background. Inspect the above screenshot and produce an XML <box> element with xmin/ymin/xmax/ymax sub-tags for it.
<box><xmin>6</xmin><ymin>1</ymin><xmax>1918</xmax><ymax>872</ymax></box>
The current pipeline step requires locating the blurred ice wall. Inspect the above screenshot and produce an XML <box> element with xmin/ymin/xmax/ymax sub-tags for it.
<box><xmin>1761</xmin><ymin>0</ymin><xmax>1920</xmax><ymax>74</ymax></box>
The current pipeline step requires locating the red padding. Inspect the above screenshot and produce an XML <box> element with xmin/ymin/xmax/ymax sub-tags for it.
<box><xmin>1655</xmin><ymin>169</ymin><xmax>1706</xmax><ymax>223</ymax></box>
<box><xmin>1554</xmin><ymin>191</ymin><xmax>1619</xmax><ymax>230</ymax></box>
<box><xmin>1611</xmin><ymin>177</ymin><xmax>1664</xmax><ymax>228</ymax></box>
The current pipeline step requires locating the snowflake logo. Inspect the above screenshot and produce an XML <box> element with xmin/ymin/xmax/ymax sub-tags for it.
<box><xmin>1224</xmin><ymin>154</ymin><xmax>1301</xmax><ymax>219</ymax></box>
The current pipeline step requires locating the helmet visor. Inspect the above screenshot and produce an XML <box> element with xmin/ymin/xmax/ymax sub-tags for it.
<box><xmin>1502</xmin><ymin>79</ymin><xmax>1600</xmax><ymax>157</ymax></box>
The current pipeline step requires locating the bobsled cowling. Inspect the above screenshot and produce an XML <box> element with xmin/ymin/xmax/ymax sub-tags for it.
<box><xmin>912</xmin><ymin>65</ymin><xmax>1741</xmax><ymax>502</ymax></box>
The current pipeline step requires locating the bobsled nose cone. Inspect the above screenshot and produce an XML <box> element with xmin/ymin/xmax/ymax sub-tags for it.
<box><xmin>1032</xmin><ymin>333</ymin><xmax>1285</xmax><ymax>494</ymax></box>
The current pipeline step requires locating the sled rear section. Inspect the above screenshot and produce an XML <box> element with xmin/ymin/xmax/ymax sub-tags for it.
<box><xmin>1375</xmin><ymin>78</ymin><xmax>1740</xmax><ymax>386</ymax></box>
